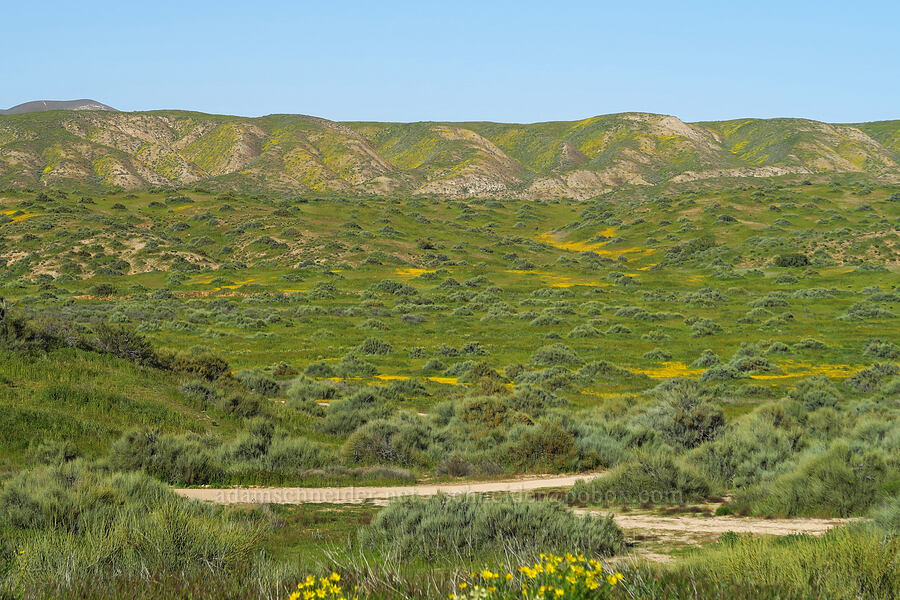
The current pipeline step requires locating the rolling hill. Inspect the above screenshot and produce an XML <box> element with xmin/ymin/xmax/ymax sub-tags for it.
<box><xmin>0</xmin><ymin>106</ymin><xmax>898</xmax><ymax>198</ymax></box>
<box><xmin>0</xmin><ymin>99</ymin><xmax>117</xmax><ymax>115</ymax></box>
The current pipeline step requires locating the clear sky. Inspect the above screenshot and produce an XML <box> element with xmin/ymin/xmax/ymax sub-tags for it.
<box><xmin>2</xmin><ymin>0</ymin><xmax>897</xmax><ymax>123</ymax></box>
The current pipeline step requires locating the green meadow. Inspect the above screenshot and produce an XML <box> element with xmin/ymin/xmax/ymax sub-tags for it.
<box><xmin>0</xmin><ymin>175</ymin><xmax>898</xmax><ymax>599</ymax></box>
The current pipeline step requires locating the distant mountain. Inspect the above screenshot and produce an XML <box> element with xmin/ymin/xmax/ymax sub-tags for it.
<box><xmin>0</xmin><ymin>99</ymin><xmax>117</xmax><ymax>115</ymax></box>
<box><xmin>0</xmin><ymin>109</ymin><xmax>897</xmax><ymax>197</ymax></box>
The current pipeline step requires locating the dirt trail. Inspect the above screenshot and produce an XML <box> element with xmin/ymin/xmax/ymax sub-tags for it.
<box><xmin>173</xmin><ymin>473</ymin><xmax>601</xmax><ymax>505</ymax></box>
<box><xmin>577</xmin><ymin>510</ymin><xmax>852</xmax><ymax>537</ymax></box>
<box><xmin>176</xmin><ymin>475</ymin><xmax>854</xmax><ymax>563</ymax></box>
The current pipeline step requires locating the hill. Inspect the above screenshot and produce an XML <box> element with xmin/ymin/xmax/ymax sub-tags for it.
<box><xmin>1</xmin><ymin>98</ymin><xmax>117</xmax><ymax>115</ymax></box>
<box><xmin>0</xmin><ymin>109</ymin><xmax>897</xmax><ymax>197</ymax></box>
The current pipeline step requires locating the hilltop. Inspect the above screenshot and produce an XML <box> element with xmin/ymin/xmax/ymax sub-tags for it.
<box><xmin>0</xmin><ymin>98</ymin><xmax>117</xmax><ymax>115</ymax></box>
<box><xmin>0</xmin><ymin>108</ymin><xmax>898</xmax><ymax>198</ymax></box>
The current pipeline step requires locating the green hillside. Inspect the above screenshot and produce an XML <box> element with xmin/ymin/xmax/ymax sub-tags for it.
<box><xmin>1</xmin><ymin>110</ymin><xmax>898</xmax><ymax>198</ymax></box>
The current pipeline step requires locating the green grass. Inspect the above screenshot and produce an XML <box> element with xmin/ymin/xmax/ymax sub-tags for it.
<box><xmin>0</xmin><ymin>176</ymin><xmax>897</xmax><ymax>598</ymax></box>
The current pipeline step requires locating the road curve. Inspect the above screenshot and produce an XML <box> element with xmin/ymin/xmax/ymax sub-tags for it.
<box><xmin>173</xmin><ymin>472</ymin><xmax>602</xmax><ymax>505</ymax></box>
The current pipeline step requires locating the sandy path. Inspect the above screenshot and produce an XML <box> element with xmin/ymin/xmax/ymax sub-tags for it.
<box><xmin>173</xmin><ymin>473</ymin><xmax>602</xmax><ymax>505</ymax></box>
<box><xmin>577</xmin><ymin>510</ymin><xmax>852</xmax><ymax>537</ymax></box>
<box><xmin>176</xmin><ymin>476</ymin><xmax>851</xmax><ymax>545</ymax></box>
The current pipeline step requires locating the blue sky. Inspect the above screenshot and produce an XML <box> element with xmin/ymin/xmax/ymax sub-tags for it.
<box><xmin>2</xmin><ymin>0</ymin><xmax>897</xmax><ymax>123</ymax></box>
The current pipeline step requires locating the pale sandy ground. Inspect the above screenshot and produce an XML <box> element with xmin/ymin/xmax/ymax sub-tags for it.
<box><xmin>173</xmin><ymin>473</ymin><xmax>602</xmax><ymax>505</ymax></box>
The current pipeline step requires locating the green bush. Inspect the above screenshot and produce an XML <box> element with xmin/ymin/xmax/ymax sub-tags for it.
<box><xmin>334</xmin><ymin>353</ymin><xmax>378</xmax><ymax>377</ymax></box>
<box><xmin>321</xmin><ymin>390</ymin><xmax>392</xmax><ymax>435</ymax></box>
<box><xmin>734</xmin><ymin>442</ymin><xmax>898</xmax><ymax>517</ymax></box>
<box><xmin>773</xmin><ymin>253</ymin><xmax>810</xmax><ymax>267</ymax></box>
<box><xmin>863</xmin><ymin>339</ymin><xmax>900</xmax><ymax>359</ymax></box>
<box><xmin>342</xmin><ymin>416</ymin><xmax>433</xmax><ymax>467</ymax></box>
<box><xmin>93</xmin><ymin>323</ymin><xmax>158</xmax><ymax>366</ymax></box>
<box><xmin>0</xmin><ymin>462</ymin><xmax>262</xmax><ymax>591</ymax></box>
<box><xmin>358</xmin><ymin>337</ymin><xmax>393</xmax><ymax>355</ymax></box>
<box><xmin>669</xmin><ymin>525</ymin><xmax>898</xmax><ymax>599</ymax></box>
<box><xmin>645</xmin><ymin>379</ymin><xmax>724</xmax><ymax>449</ymax></box>
<box><xmin>501</xmin><ymin>420</ymin><xmax>576</xmax><ymax>472</ymax></box>
<box><xmin>530</xmin><ymin>343</ymin><xmax>582</xmax><ymax>366</ymax></box>
<box><xmin>570</xmin><ymin>449</ymin><xmax>712</xmax><ymax>505</ymax></box>
<box><xmin>787</xmin><ymin>376</ymin><xmax>841</xmax><ymax>410</ymax></box>
<box><xmin>688</xmin><ymin>410</ymin><xmax>799</xmax><ymax>488</ymax></box>
<box><xmin>235</xmin><ymin>369</ymin><xmax>280</xmax><ymax>397</ymax></box>
<box><xmin>163</xmin><ymin>350</ymin><xmax>230</xmax><ymax>380</ymax></box>
<box><xmin>109</xmin><ymin>429</ymin><xmax>224</xmax><ymax>485</ymax></box>
<box><xmin>359</xmin><ymin>493</ymin><xmax>623</xmax><ymax>560</ymax></box>
<box><xmin>846</xmin><ymin>363</ymin><xmax>900</xmax><ymax>392</ymax></box>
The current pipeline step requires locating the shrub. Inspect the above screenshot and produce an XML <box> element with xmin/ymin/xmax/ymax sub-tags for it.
<box><xmin>643</xmin><ymin>348</ymin><xmax>672</xmax><ymax>361</ymax></box>
<box><xmin>265</xmin><ymin>436</ymin><xmax>335</xmax><ymax>471</ymax></box>
<box><xmin>863</xmin><ymin>339</ymin><xmax>900</xmax><ymax>359</ymax></box>
<box><xmin>568</xmin><ymin>324</ymin><xmax>601</xmax><ymax>338</ymax></box>
<box><xmin>501</xmin><ymin>420</ymin><xmax>577</xmax><ymax>472</ymax></box>
<box><xmin>645</xmin><ymin>379</ymin><xmax>725</xmax><ymax>449</ymax></box>
<box><xmin>93</xmin><ymin>323</ymin><xmax>157</xmax><ymax>366</ymax></box>
<box><xmin>359</xmin><ymin>494</ymin><xmax>623</xmax><ymax>559</ymax></box>
<box><xmin>321</xmin><ymin>390</ymin><xmax>392</xmax><ymax>435</ymax></box>
<box><xmin>422</xmin><ymin>358</ymin><xmax>445</xmax><ymax>371</ymax></box>
<box><xmin>165</xmin><ymin>351</ymin><xmax>230</xmax><ymax>381</ymax></box>
<box><xmin>286</xmin><ymin>377</ymin><xmax>339</xmax><ymax>402</ymax></box>
<box><xmin>872</xmin><ymin>495</ymin><xmax>900</xmax><ymax>532</ymax></box>
<box><xmin>304</xmin><ymin>361</ymin><xmax>336</xmax><ymax>378</ymax></box>
<box><xmin>691</xmin><ymin>318</ymin><xmax>722</xmax><ymax>337</ymax></box>
<box><xmin>794</xmin><ymin>338</ymin><xmax>827</xmax><ymax>351</ymax></box>
<box><xmin>341</xmin><ymin>417</ymin><xmax>433</xmax><ymax>467</ymax></box>
<box><xmin>787</xmin><ymin>376</ymin><xmax>841</xmax><ymax>410</ymax></box>
<box><xmin>839</xmin><ymin>301</ymin><xmax>895</xmax><ymax>320</ymax></box>
<box><xmin>734</xmin><ymin>442</ymin><xmax>897</xmax><ymax>517</ymax></box>
<box><xmin>691</xmin><ymin>349</ymin><xmax>720</xmax><ymax>367</ymax></box>
<box><xmin>377</xmin><ymin>378</ymin><xmax>428</xmax><ymax>401</ymax></box>
<box><xmin>846</xmin><ymin>363</ymin><xmax>900</xmax><ymax>392</ymax></box>
<box><xmin>570</xmin><ymin>449</ymin><xmax>712</xmax><ymax>506</ymax></box>
<box><xmin>109</xmin><ymin>429</ymin><xmax>223</xmax><ymax>485</ymax></box>
<box><xmin>435</xmin><ymin>454</ymin><xmax>475</xmax><ymax>477</ymax></box>
<box><xmin>90</xmin><ymin>283</ymin><xmax>118</xmax><ymax>296</ymax></box>
<box><xmin>0</xmin><ymin>462</ymin><xmax>262</xmax><ymax>589</ymax></box>
<box><xmin>506</xmin><ymin>385</ymin><xmax>566</xmax><ymax>415</ymax></box>
<box><xmin>530</xmin><ymin>343</ymin><xmax>582</xmax><ymax>366</ymax></box>
<box><xmin>334</xmin><ymin>354</ymin><xmax>378</xmax><ymax>378</ymax></box>
<box><xmin>688</xmin><ymin>411</ymin><xmax>799</xmax><ymax>488</ymax></box>
<box><xmin>700</xmin><ymin>364</ymin><xmax>742</xmax><ymax>381</ymax></box>
<box><xmin>672</xmin><ymin>526</ymin><xmax>899</xmax><ymax>599</ymax></box>
<box><xmin>357</xmin><ymin>337</ymin><xmax>393</xmax><ymax>355</ymax></box>
<box><xmin>234</xmin><ymin>369</ymin><xmax>280</xmax><ymax>397</ymax></box>
<box><xmin>773</xmin><ymin>253</ymin><xmax>810</xmax><ymax>267</ymax></box>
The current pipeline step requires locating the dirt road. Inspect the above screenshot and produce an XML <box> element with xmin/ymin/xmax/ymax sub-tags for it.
<box><xmin>173</xmin><ymin>473</ymin><xmax>601</xmax><ymax>505</ymax></box>
<box><xmin>578</xmin><ymin>510</ymin><xmax>852</xmax><ymax>537</ymax></box>
<box><xmin>175</xmin><ymin>475</ymin><xmax>851</xmax><ymax>554</ymax></box>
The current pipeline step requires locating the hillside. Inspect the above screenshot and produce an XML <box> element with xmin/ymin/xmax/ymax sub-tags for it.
<box><xmin>0</xmin><ymin>99</ymin><xmax>117</xmax><ymax>115</ymax></box>
<box><xmin>0</xmin><ymin>109</ymin><xmax>898</xmax><ymax>198</ymax></box>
